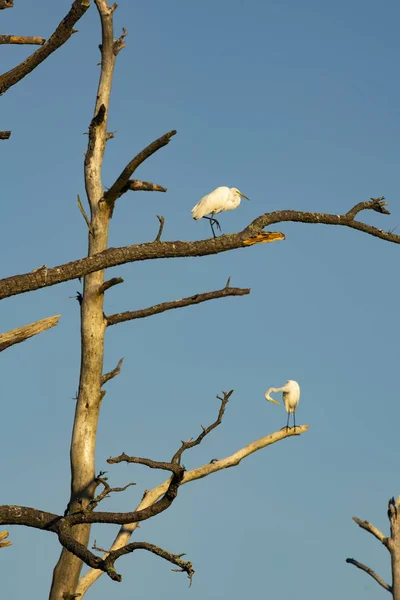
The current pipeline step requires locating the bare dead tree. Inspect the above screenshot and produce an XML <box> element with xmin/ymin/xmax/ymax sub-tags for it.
<box><xmin>346</xmin><ymin>496</ymin><xmax>400</xmax><ymax>597</ymax></box>
<box><xmin>1</xmin><ymin>2</ymin><xmax>398</xmax><ymax>600</ymax></box>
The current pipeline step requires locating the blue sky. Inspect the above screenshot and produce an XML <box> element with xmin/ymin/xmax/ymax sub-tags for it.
<box><xmin>1</xmin><ymin>1</ymin><xmax>400</xmax><ymax>598</ymax></box>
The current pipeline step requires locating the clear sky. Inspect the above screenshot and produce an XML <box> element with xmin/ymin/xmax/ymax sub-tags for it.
<box><xmin>1</xmin><ymin>1</ymin><xmax>400</xmax><ymax>598</ymax></box>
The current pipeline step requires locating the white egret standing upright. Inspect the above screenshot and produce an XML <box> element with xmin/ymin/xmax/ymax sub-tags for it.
<box><xmin>191</xmin><ymin>186</ymin><xmax>249</xmax><ymax>238</ymax></box>
<box><xmin>265</xmin><ymin>380</ymin><xmax>301</xmax><ymax>430</ymax></box>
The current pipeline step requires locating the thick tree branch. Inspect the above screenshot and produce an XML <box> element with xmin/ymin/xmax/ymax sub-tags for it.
<box><xmin>0</xmin><ymin>131</ymin><xmax>11</xmax><ymax>140</ymax></box>
<box><xmin>0</xmin><ymin>35</ymin><xmax>46</xmax><ymax>45</ymax></box>
<box><xmin>106</xmin><ymin>286</ymin><xmax>250</xmax><ymax>326</ymax></box>
<box><xmin>0</xmin><ymin>0</ymin><xmax>13</xmax><ymax>9</ymax></box>
<box><xmin>0</xmin><ymin>0</ymin><xmax>90</xmax><ymax>94</ymax></box>
<box><xmin>346</xmin><ymin>558</ymin><xmax>392</xmax><ymax>592</ymax></box>
<box><xmin>103</xmin><ymin>130</ymin><xmax>177</xmax><ymax>205</ymax></box>
<box><xmin>76</xmin><ymin>423</ymin><xmax>309</xmax><ymax>595</ymax></box>
<box><xmin>0</xmin><ymin>314</ymin><xmax>60</xmax><ymax>352</ymax></box>
<box><xmin>0</xmin><ymin>199</ymin><xmax>396</xmax><ymax>302</ymax></box>
<box><xmin>352</xmin><ymin>517</ymin><xmax>389</xmax><ymax>548</ymax></box>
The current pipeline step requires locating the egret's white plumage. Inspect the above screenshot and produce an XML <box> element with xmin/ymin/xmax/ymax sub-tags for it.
<box><xmin>265</xmin><ymin>380</ymin><xmax>301</xmax><ymax>429</ymax></box>
<box><xmin>192</xmin><ymin>186</ymin><xmax>249</xmax><ymax>237</ymax></box>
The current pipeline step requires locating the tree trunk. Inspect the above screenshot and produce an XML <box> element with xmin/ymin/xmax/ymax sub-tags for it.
<box><xmin>49</xmin><ymin>3</ymin><xmax>116</xmax><ymax>598</ymax></box>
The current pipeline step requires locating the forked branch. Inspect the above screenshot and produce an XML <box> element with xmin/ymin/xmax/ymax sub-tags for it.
<box><xmin>103</xmin><ymin>130</ymin><xmax>177</xmax><ymax>205</ymax></box>
<box><xmin>75</xmin><ymin>390</ymin><xmax>309</xmax><ymax>595</ymax></box>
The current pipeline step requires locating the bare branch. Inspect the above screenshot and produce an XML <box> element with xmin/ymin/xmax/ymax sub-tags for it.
<box><xmin>0</xmin><ymin>0</ymin><xmax>90</xmax><ymax>94</ymax></box>
<box><xmin>66</xmin><ymin>466</ymin><xmax>185</xmax><ymax>526</ymax></box>
<box><xmin>346</xmin><ymin>558</ymin><xmax>392</xmax><ymax>592</ymax></box>
<box><xmin>103</xmin><ymin>541</ymin><xmax>194</xmax><ymax>586</ymax></box>
<box><xmin>98</xmin><ymin>277</ymin><xmax>124</xmax><ymax>294</ymax></box>
<box><xmin>106</xmin><ymin>286</ymin><xmax>250</xmax><ymax>327</ymax></box>
<box><xmin>76</xmin><ymin>422</ymin><xmax>309</xmax><ymax>594</ymax></box>
<box><xmin>352</xmin><ymin>517</ymin><xmax>389</xmax><ymax>548</ymax></box>
<box><xmin>77</xmin><ymin>194</ymin><xmax>93</xmax><ymax>234</ymax></box>
<box><xmin>1</xmin><ymin>198</ymin><xmax>397</xmax><ymax>301</ymax></box>
<box><xmin>88</xmin><ymin>476</ymin><xmax>136</xmax><ymax>510</ymax></box>
<box><xmin>103</xmin><ymin>130</ymin><xmax>177</xmax><ymax>205</ymax></box>
<box><xmin>0</xmin><ymin>131</ymin><xmax>11</xmax><ymax>140</ymax></box>
<box><xmin>0</xmin><ymin>314</ymin><xmax>60</xmax><ymax>352</ymax></box>
<box><xmin>127</xmin><ymin>180</ymin><xmax>167</xmax><ymax>193</ymax></box>
<box><xmin>101</xmin><ymin>358</ymin><xmax>124</xmax><ymax>386</ymax></box>
<box><xmin>154</xmin><ymin>215</ymin><xmax>165</xmax><ymax>242</ymax></box>
<box><xmin>0</xmin><ymin>35</ymin><xmax>46</xmax><ymax>45</ymax></box>
<box><xmin>113</xmin><ymin>27</ymin><xmax>127</xmax><ymax>55</ymax></box>
<box><xmin>171</xmin><ymin>390</ymin><xmax>233</xmax><ymax>465</ymax></box>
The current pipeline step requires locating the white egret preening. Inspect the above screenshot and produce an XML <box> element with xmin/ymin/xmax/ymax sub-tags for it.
<box><xmin>191</xmin><ymin>186</ymin><xmax>249</xmax><ymax>238</ymax></box>
<box><xmin>265</xmin><ymin>380</ymin><xmax>301</xmax><ymax>430</ymax></box>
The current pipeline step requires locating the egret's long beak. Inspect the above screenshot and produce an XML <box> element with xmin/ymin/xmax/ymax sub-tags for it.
<box><xmin>265</xmin><ymin>393</ymin><xmax>280</xmax><ymax>405</ymax></box>
<box><xmin>240</xmin><ymin>192</ymin><xmax>249</xmax><ymax>200</ymax></box>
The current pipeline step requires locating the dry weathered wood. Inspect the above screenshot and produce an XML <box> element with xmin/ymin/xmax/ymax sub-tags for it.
<box><xmin>49</xmin><ymin>2</ymin><xmax>118</xmax><ymax>597</ymax></box>
<box><xmin>348</xmin><ymin>497</ymin><xmax>400</xmax><ymax>598</ymax></box>
<box><xmin>0</xmin><ymin>0</ymin><xmax>89</xmax><ymax>94</ymax></box>
<box><xmin>0</xmin><ymin>0</ymin><xmax>13</xmax><ymax>9</ymax></box>
<box><xmin>346</xmin><ymin>558</ymin><xmax>391</xmax><ymax>592</ymax></box>
<box><xmin>0</xmin><ymin>531</ymin><xmax>11</xmax><ymax>548</ymax></box>
<box><xmin>106</xmin><ymin>285</ymin><xmax>251</xmax><ymax>326</ymax></box>
<box><xmin>0</xmin><ymin>314</ymin><xmax>60</xmax><ymax>352</ymax></box>
<box><xmin>0</xmin><ymin>35</ymin><xmax>45</xmax><ymax>45</ymax></box>
<box><xmin>126</xmin><ymin>179</ymin><xmax>167</xmax><ymax>192</ymax></box>
<box><xmin>76</xmin><ymin>422</ymin><xmax>309</xmax><ymax>594</ymax></box>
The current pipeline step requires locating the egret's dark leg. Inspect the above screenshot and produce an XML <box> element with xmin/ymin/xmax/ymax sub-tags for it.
<box><xmin>286</xmin><ymin>411</ymin><xmax>290</xmax><ymax>431</ymax></box>
<box><xmin>202</xmin><ymin>216</ymin><xmax>222</xmax><ymax>238</ymax></box>
<box><xmin>293</xmin><ymin>411</ymin><xmax>296</xmax><ymax>432</ymax></box>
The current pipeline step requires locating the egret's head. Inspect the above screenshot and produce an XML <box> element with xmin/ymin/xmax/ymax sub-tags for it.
<box><xmin>232</xmin><ymin>188</ymin><xmax>249</xmax><ymax>200</ymax></box>
<box><xmin>265</xmin><ymin>390</ymin><xmax>280</xmax><ymax>405</ymax></box>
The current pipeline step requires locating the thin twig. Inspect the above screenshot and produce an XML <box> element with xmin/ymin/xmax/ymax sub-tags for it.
<box><xmin>171</xmin><ymin>390</ymin><xmax>233</xmax><ymax>465</ymax></box>
<box><xmin>101</xmin><ymin>358</ymin><xmax>124</xmax><ymax>386</ymax></box>
<box><xmin>155</xmin><ymin>215</ymin><xmax>165</xmax><ymax>242</ymax></box>
<box><xmin>88</xmin><ymin>477</ymin><xmax>136</xmax><ymax>511</ymax></box>
<box><xmin>77</xmin><ymin>194</ymin><xmax>93</xmax><ymax>234</ymax></box>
